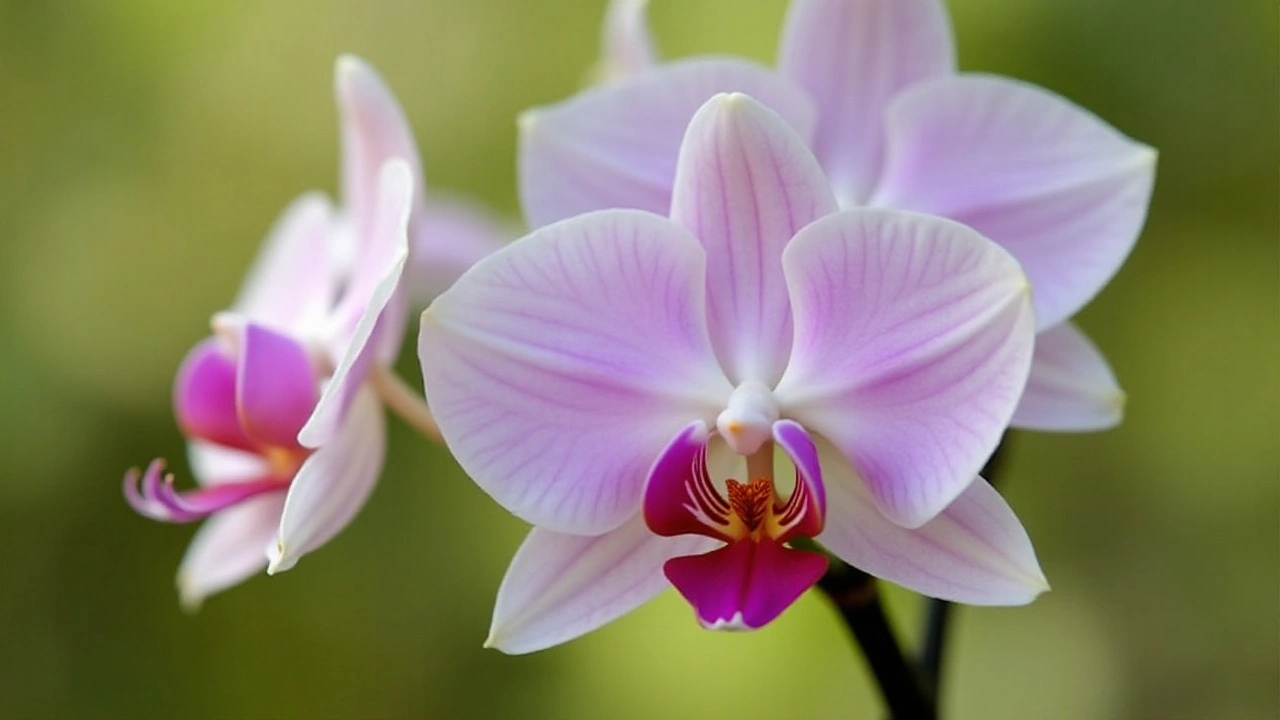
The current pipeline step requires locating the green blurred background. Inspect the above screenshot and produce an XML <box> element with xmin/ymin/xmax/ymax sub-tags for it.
<box><xmin>0</xmin><ymin>0</ymin><xmax>1274</xmax><ymax>718</ymax></box>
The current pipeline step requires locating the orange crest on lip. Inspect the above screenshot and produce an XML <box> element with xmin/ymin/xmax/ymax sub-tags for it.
<box><xmin>726</xmin><ymin>478</ymin><xmax>773</xmax><ymax>534</ymax></box>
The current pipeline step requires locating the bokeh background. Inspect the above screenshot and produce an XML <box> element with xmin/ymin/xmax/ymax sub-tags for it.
<box><xmin>0</xmin><ymin>0</ymin><xmax>1275</xmax><ymax>718</ymax></box>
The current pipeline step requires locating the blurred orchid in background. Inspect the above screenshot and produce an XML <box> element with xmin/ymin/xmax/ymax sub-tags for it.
<box><xmin>523</xmin><ymin>0</ymin><xmax>1157</xmax><ymax>433</ymax></box>
<box><xmin>421</xmin><ymin>93</ymin><xmax>1047</xmax><ymax>653</ymax></box>
<box><xmin>125</xmin><ymin>56</ymin><xmax>501</xmax><ymax>607</ymax></box>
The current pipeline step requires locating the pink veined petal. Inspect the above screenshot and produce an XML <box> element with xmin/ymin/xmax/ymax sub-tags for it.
<box><xmin>486</xmin><ymin>515</ymin><xmax>717</xmax><ymax>655</ymax></box>
<box><xmin>408</xmin><ymin>195</ymin><xmax>510</xmax><ymax>307</ymax></box>
<box><xmin>175</xmin><ymin>492</ymin><xmax>287</xmax><ymax>611</ymax></box>
<box><xmin>871</xmin><ymin>74</ymin><xmax>1157</xmax><ymax>329</ymax></box>
<box><xmin>420</xmin><ymin>209</ymin><xmax>733</xmax><ymax>535</ymax></box>
<box><xmin>671</xmin><ymin>93</ymin><xmax>838</xmax><ymax>386</ymax></box>
<box><xmin>775</xmin><ymin>209</ymin><xmax>1035</xmax><ymax>528</ymax></box>
<box><xmin>665</xmin><ymin>537</ymin><xmax>828</xmax><ymax>630</ymax></box>
<box><xmin>300</xmin><ymin>160</ymin><xmax>411</xmax><ymax>450</ymax></box>
<box><xmin>816</xmin><ymin>445</ymin><xmax>1047</xmax><ymax>604</ymax></box>
<box><xmin>235</xmin><ymin>323</ymin><xmax>318</xmax><ymax>449</ymax></box>
<box><xmin>335</xmin><ymin>55</ymin><xmax>427</xmax><ymax>261</ymax></box>
<box><xmin>187</xmin><ymin>441</ymin><xmax>270</xmax><ymax>486</ymax></box>
<box><xmin>778</xmin><ymin>0</ymin><xmax>955</xmax><ymax>207</ymax></box>
<box><xmin>173</xmin><ymin>338</ymin><xmax>254</xmax><ymax>452</ymax></box>
<box><xmin>1012</xmin><ymin>321</ymin><xmax>1125</xmax><ymax>432</ymax></box>
<box><xmin>595</xmin><ymin>0</ymin><xmax>658</xmax><ymax>82</ymax></box>
<box><xmin>519</xmin><ymin>58</ymin><xmax>817</xmax><ymax>229</ymax></box>
<box><xmin>268</xmin><ymin>385</ymin><xmax>385</xmax><ymax>574</ymax></box>
<box><xmin>232</xmin><ymin>192</ymin><xmax>336</xmax><ymax>335</ymax></box>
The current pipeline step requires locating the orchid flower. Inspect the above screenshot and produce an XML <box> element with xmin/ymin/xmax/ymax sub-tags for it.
<box><xmin>522</xmin><ymin>0</ymin><xmax>1156</xmax><ymax>433</ymax></box>
<box><xmin>421</xmin><ymin>93</ymin><xmax>1046</xmax><ymax>654</ymax></box>
<box><xmin>124</xmin><ymin>56</ymin><xmax>480</xmax><ymax>608</ymax></box>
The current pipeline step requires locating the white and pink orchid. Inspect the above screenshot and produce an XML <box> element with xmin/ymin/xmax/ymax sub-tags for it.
<box><xmin>521</xmin><ymin>0</ymin><xmax>1156</xmax><ymax>433</ymax></box>
<box><xmin>125</xmin><ymin>56</ymin><xmax>499</xmax><ymax>607</ymax></box>
<box><xmin>421</xmin><ymin>93</ymin><xmax>1047</xmax><ymax>653</ymax></box>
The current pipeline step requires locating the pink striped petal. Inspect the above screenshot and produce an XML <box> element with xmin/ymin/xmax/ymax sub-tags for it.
<box><xmin>519</xmin><ymin>58</ymin><xmax>816</xmax><ymax>229</ymax></box>
<box><xmin>420</xmin><ymin>210</ymin><xmax>732</xmax><ymax>535</ymax></box>
<box><xmin>235</xmin><ymin>323</ymin><xmax>318</xmax><ymax>449</ymax></box>
<box><xmin>268</xmin><ymin>385</ymin><xmax>385</xmax><ymax>574</ymax></box>
<box><xmin>487</xmin><ymin>515</ymin><xmax>716</xmax><ymax>654</ymax></box>
<box><xmin>775</xmin><ymin>209</ymin><xmax>1034</xmax><ymax>528</ymax></box>
<box><xmin>671</xmin><ymin>93</ymin><xmax>837</xmax><ymax>385</ymax></box>
<box><xmin>232</xmin><ymin>193</ymin><xmax>335</xmax><ymax>335</ymax></box>
<box><xmin>175</xmin><ymin>492</ymin><xmax>287</xmax><ymax>610</ymax></box>
<box><xmin>872</xmin><ymin>75</ymin><xmax>1157</xmax><ymax>329</ymax></box>
<box><xmin>665</xmin><ymin>537</ymin><xmax>828</xmax><ymax>630</ymax></box>
<box><xmin>300</xmin><ymin>160</ymin><xmax>411</xmax><ymax>449</ymax></box>
<box><xmin>779</xmin><ymin>0</ymin><xmax>955</xmax><ymax>206</ymax></box>
<box><xmin>771</xmin><ymin>419</ymin><xmax>826</xmax><ymax>541</ymax></box>
<box><xmin>596</xmin><ymin>0</ymin><xmax>658</xmax><ymax>82</ymax></box>
<box><xmin>173</xmin><ymin>338</ymin><xmax>254</xmax><ymax>452</ymax></box>
<box><xmin>818</xmin><ymin>446</ymin><xmax>1047</xmax><ymax>604</ymax></box>
<box><xmin>643</xmin><ymin>421</ymin><xmax>733</xmax><ymax>542</ymax></box>
<box><xmin>1012</xmin><ymin>321</ymin><xmax>1125</xmax><ymax>432</ymax></box>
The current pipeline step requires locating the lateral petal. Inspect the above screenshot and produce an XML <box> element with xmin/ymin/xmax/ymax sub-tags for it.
<box><xmin>408</xmin><ymin>195</ymin><xmax>509</xmax><ymax>307</ymax></box>
<box><xmin>334</xmin><ymin>54</ymin><xmax>427</xmax><ymax>260</ymax></box>
<box><xmin>776</xmin><ymin>209</ymin><xmax>1034</xmax><ymax>528</ymax></box>
<box><xmin>872</xmin><ymin>75</ymin><xmax>1157</xmax><ymax>328</ymax></box>
<box><xmin>486</xmin><ymin>516</ymin><xmax>715</xmax><ymax>654</ymax></box>
<box><xmin>671</xmin><ymin>93</ymin><xmax>838</xmax><ymax>385</ymax></box>
<box><xmin>300</xmin><ymin>160</ymin><xmax>411</xmax><ymax>449</ymax></box>
<box><xmin>267</xmin><ymin>386</ymin><xmax>385</xmax><ymax>574</ymax></box>
<box><xmin>175</xmin><ymin>493</ymin><xmax>286</xmax><ymax>610</ymax></box>
<box><xmin>779</xmin><ymin>0</ymin><xmax>955</xmax><ymax>206</ymax></box>
<box><xmin>420</xmin><ymin>210</ymin><xmax>732</xmax><ymax>535</ymax></box>
<box><xmin>1012</xmin><ymin>321</ymin><xmax>1125</xmax><ymax>432</ymax></box>
<box><xmin>232</xmin><ymin>193</ymin><xmax>336</xmax><ymax>335</ymax></box>
<box><xmin>594</xmin><ymin>0</ymin><xmax>658</xmax><ymax>82</ymax></box>
<box><xmin>519</xmin><ymin>58</ymin><xmax>816</xmax><ymax>229</ymax></box>
<box><xmin>818</xmin><ymin>446</ymin><xmax>1047</xmax><ymax>605</ymax></box>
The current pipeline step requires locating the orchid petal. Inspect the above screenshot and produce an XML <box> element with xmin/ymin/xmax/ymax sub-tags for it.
<box><xmin>595</xmin><ymin>0</ymin><xmax>658</xmax><ymax>82</ymax></box>
<box><xmin>775</xmin><ymin>209</ymin><xmax>1034</xmax><ymax>528</ymax></box>
<box><xmin>779</xmin><ymin>0</ymin><xmax>955</xmax><ymax>206</ymax></box>
<box><xmin>671</xmin><ymin>93</ymin><xmax>838</xmax><ymax>385</ymax></box>
<box><xmin>818</xmin><ymin>446</ymin><xmax>1047</xmax><ymax>604</ymax></box>
<box><xmin>235</xmin><ymin>323</ymin><xmax>318</xmax><ymax>449</ymax></box>
<box><xmin>299</xmin><ymin>160</ymin><xmax>411</xmax><ymax>449</ymax></box>
<box><xmin>408</xmin><ymin>195</ymin><xmax>509</xmax><ymax>307</ymax></box>
<box><xmin>872</xmin><ymin>75</ymin><xmax>1157</xmax><ymax>328</ymax></box>
<box><xmin>519</xmin><ymin>58</ymin><xmax>816</xmax><ymax>229</ymax></box>
<box><xmin>487</xmin><ymin>515</ymin><xmax>716</xmax><ymax>654</ymax></box>
<box><xmin>420</xmin><ymin>209</ymin><xmax>732</xmax><ymax>534</ymax></box>
<box><xmin>335</xmin><ymin>54</ymin><xmax>426</xmax><ymax>257</ymax></box>
<box><xmin>1012</xmin><ymin>321</ymin><xmax>1125</xmax><ymax>432</ymax></box>
<box><xmin>665</xmin><ymin>538</ymin><xmax>828</xmax><ymax>630</ymax></box>
<box><xmin>267</xmin><ymin>386</ymin><xmax>385</xmax><ymax>574</ymax></box>
<box><xmin>187</xmin><ymin>441</ymin><xmax>269</xmax><ymax>486</ymax></box>
<box><xmin>173</xmin><ymin>338</ymin><xmax>254</xmax><ymax>452</ymax></box>
<box><xmin>232</xmin><ymin>193</ymin><xmax>335</xmax><ymax>334</ymax></box>
<box><xmin>175</xmin><ymin>493</ymin><xmax>286</xmax><ymax>610</ymax></box>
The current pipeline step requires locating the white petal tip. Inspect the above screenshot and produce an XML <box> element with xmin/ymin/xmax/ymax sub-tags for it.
<box><xmin>175</xmin><ymin>576</ymin><xmax>206</xmax><ymax>614</ymax></box>
<box><xmin>701</xmin><ymin>612</ymin><xmax>752</xmax><ymax>632</ymax></box>
<box><xmin>265</xmin><ymin>541</ymin><xmax>296</xmax><ymax>575</ymax></box>
<box><xmin>517</xmin><ymin>110</ymin><xmax>542</xmax><ymax>133</ymax></box>
<box><xmin>334</xmin><ymin>54</ymin><xmax>372</xmax><ymax>86</ymax></box>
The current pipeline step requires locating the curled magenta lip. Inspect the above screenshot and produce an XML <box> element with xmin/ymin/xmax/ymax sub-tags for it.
<box><xmin>123</xmin><ymin>458</ymin><xmax>289</xmax><ymax>523</ymax></box>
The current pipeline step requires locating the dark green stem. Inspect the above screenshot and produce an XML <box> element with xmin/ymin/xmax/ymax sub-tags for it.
<box><xmin>920</xmin><ymin>435</ymin><xmax>1014</xmax><ymax>693</ymax></box>
<box><xmin>817</xmin><ymin>562</ymin><xmax>937</xmax><ymax>720</ymax></box>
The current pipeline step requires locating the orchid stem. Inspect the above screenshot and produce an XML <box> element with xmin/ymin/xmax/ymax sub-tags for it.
<box><xmin>817</xmin><ymin>562</ymin><xmax>936</xmax><ymax>720</ymax></box>
<box><xmin>919</xmin><ymin>434</ymin><xmax>1014</xmax><ymax>694</ymax></box>
<box><xmin>370</xmin><ymin>365</ymin><xmax>442</xmax><ymax>443</ymax></box>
